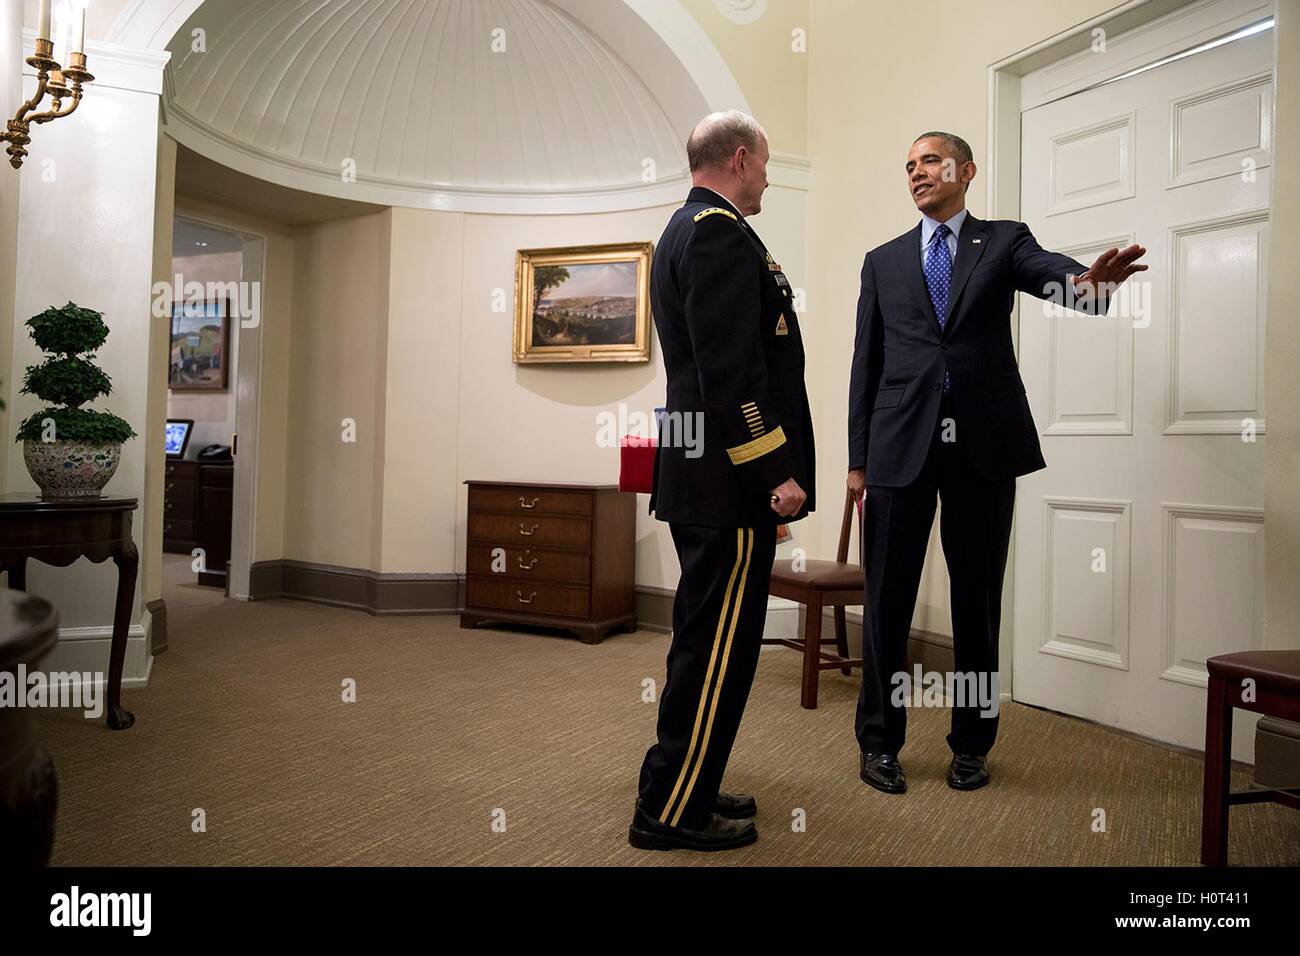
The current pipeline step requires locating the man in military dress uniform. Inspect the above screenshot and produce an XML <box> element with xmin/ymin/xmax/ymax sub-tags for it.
<box><xmin>629</xmin><ymin>111</ymin><xmax>816</xmax><ymax>852</ymax></box>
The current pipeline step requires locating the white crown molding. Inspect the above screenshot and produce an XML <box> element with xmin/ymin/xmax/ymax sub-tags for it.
<box><xmin>22</xmin><ymin>30</ymin><xmax>171</xmax><ymax>96</ymax></box>
<box><xmin>768</xmin><ymin>152</ymin><xmax>811</xmax><ymax>191</ymax></box>
<box><xmin>165</xmin><ymin>97</ymin><xmax>814</xmax><ymax>212</ymax></box>
<box><xmin>164</xmin><ymin>98</ymin><xmax>698</xmax><ymax>214</ymax></box>
<box><xmin>109</xmin><ymin>0</ymin><xmax>206</xmax><ymax>50</ymax></box>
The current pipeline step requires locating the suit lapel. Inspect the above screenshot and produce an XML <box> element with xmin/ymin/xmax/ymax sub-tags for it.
<box><xmin>942</xmin><ymin>215</ymin><xmax>989</xmax><ymax>334</ymax></box>
<box><xmin>899</xmin><ymin>224</ymin><xmax>938</xmax><ymax>330</ymax></box>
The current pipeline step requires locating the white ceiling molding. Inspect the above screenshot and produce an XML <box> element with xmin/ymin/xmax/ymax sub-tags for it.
<box><xmin>110</xmin><ymin>0</ymin><xmax>207</xmax><ymax>49</ymax></box>
<box><xmin>767</xmin><ymin>152</ymin><xmax>810</xmax><ymax>192</ymax></box>
<box><xmin>111</xmin><ymin>0</ymin><xmax>772</xmax><ymax>214</ymax></box>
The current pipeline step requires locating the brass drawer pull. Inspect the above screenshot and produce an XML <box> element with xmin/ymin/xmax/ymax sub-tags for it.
<box><xmin>517</xmin><ymin>554</ymin><xmax>539</xmax><ymax>570</ymax></box>
<box><xmin>164</xmin><ymin>523</ymin><xmax>173</xmax><ymax>534</ymax></box>
<box><xmin>518</xmin><ymin>522</ymin><xmax>538</xmax><ymax>536</ymax></box>
<box><xmin>166</xmin><ymin>481</ymin><xmax>175</xmax><ymax>492</ymax></box>
<box><xmin>516</xmin><ymin>590</ymin><xmax>537</xmax><ymax>605</ymax></box>
<box><xmin>519</xmin><ymin>496</ymin><xmax>541</xmax><ymax>509</ymax></box>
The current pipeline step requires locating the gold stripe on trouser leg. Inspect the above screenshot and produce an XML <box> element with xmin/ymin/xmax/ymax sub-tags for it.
<box><xmin>669</xmin><ymin>527</ymin><xmax>754</xmax><ymax>827</ymax></box>
<box><xmin>658</xmin><ymin>528</ymin><xmax>747</xmax><ymax>825</ymax></box>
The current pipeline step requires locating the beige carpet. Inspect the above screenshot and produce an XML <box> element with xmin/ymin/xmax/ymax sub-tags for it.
<box><xmin>34</xmin><ymin>556</ymin><xmax>1300</xmax><ymax>866</ymax></box>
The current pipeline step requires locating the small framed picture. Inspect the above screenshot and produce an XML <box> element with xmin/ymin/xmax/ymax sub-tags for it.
<box><xmin>169</xmin><ymin>298</ymin><xmax>230</xmax><ymax>390</ymax></box>
<box><xmin>513</xmin><ymin>242</ymin><xmax>654</xmax><ymax>364</ymax></box>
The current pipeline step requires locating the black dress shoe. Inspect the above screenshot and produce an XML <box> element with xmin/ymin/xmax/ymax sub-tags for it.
<box><xmin>859</xmin><ymin>752</ymin><xmax>906</xmax><ymax>794</ymax></box>
<box><xmin>627</xmin><ymin>806</ymin><xmax>758</xmax><ymax>852</ymax></box>
<box><xmin>713</xmin><ymin>791</ymin><xmax>757</xmax><ymax>819</ymax></box>
<box><xmin>947</xmin><ymin>754</ymin><xmax>990</xmax><ymax>791</ymax></box>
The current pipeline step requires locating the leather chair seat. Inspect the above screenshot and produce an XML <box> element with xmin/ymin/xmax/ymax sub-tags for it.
<box><xmin>770</xmin><ymin>559</ymin><xmax>863</xmax><ymax>592</ymax></box>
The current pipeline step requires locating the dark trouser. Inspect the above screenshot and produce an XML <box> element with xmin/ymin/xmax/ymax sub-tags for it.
<box><xmin>638</xmin><ymin>523</ymin><xmax>778</xmax><ymax>830</ymax></box>
<box><xmin>855</xmin><ymin>397</ymin><xmax>1015</xmax><ymax>758</ymax></box>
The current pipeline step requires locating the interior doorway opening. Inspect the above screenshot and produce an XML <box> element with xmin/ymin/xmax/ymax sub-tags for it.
<box><xmin>164</xmin><ymin>215</ymin><xmax>263</xmax><ymax>602</ymax></box>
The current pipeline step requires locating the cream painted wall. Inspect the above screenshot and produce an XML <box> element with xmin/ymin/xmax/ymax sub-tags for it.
<box><xmin>167</xmin><ymin>249</ymin><xmax>240</xmax><ymax>453</ymax></box>
<box><xmin>284</xmin><ymin>211</ymin><xmax>390</xmax><ymax>570</ymax></box>
<box><xmin>270</xmin><ymin>180</ymin><xmax>808</xmax><ymax>587</ymax></box>
<box><xmin>679</xmin><ymin>0</ymin><xmax>811</xmax><ymax>156</ymax></box>
<box><xmin>806</xmin><ymin>0</ymin><xmax>1119</xmax><ymax>638</ymax></box>
<box><xmin>5</xmin><ymin>49</ymin><xmax>165</xmax><ymax>685</ymax></box>
<box><xmin>0</xmin><ymin>0</ymin><xmax>22</xmax><ymax>485</ymax></box>
<box><xmin>377</xmin><ymin>207</ymin><xmax>463</xmax><ymax>575</ymax></box>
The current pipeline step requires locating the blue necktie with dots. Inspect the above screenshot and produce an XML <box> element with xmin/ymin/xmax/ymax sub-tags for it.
<box><xmin>925</xmin><ymin>223</ymin><xmax>953</xmax><ymax>393</ymax></box>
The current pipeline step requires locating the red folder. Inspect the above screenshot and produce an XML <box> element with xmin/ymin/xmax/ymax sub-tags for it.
<box><xmin>619</xmin><ymin>436</ymin><xmax>657</xmax><ymax>494</ymax></box>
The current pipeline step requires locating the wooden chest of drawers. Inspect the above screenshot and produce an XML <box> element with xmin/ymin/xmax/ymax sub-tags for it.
<box><xmin>460</xmin><ymin>481</ymin><xmax>636</xmax><ymax>644</ymax></box>
<box><xmin>163</xmin><ymin>460</ymin><xmax>200</xmax><ymax>554</ymax></box>
<box><xmin>164</xmin><ymin>460</ymin><xmax>234</xmax><ymax>591</ymax></box>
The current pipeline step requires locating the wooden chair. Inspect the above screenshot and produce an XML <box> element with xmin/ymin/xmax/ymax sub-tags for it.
<box><xmin>1201</xmin><ymin>650</ymin><xmax>1300</xmax><ymax>866</ymax></box>
<box><xmin>765</xmin><ymin>488</ymin><xmax>865</xmax><ymax>708</ymax></box>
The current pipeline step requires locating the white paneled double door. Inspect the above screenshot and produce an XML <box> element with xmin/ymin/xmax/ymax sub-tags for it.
<box><xmin>1013</xmin><ymin>25</ymin><xmax>1272</xmax><ymax>756</ymax></box>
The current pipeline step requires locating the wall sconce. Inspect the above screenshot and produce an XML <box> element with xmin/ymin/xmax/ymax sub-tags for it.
<box><xmin>3</xmin><ymin>1</ymin><xmax>95</xmax><ymax>170</ymax></box>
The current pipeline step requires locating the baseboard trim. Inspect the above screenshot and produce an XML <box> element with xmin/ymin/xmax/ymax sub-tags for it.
<box><xmin>248</xmin><ymin>560</ymin><xmax>460</xmax><ymax>616</ymax></box>
<box><xmin>44</xmin><ymin>624</ymin><xmax>152</xmax><ymax>690</ymax></box>
<box><xmin>798</xmin><ymin>607</ymin><xmax>955</xmax><ymax>672</ymax></box>
<box><xmin>145</xmin><ymin>598</ymin><xmax>167</xmax><ymax>656</ymax></box>
<box><xmin>635</xmin><ymin>586</ymin><xmax>673</xmax><ymax>633</ymax></box>
<box><xmin>246</xmin><ymin>567</ymin><xmax>800</xmax><ymax>637</ymax></box>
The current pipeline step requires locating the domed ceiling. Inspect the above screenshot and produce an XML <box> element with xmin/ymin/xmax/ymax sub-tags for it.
<box><xmin>150</xmin><ymin>0</ymin><xmax>739</xmax><ymax>212</ymax></box>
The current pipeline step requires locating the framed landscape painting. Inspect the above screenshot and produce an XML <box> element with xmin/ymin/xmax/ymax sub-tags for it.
<box><xmin>169</xmin><ymin>298</ymin><xmax>230</xmax><ymax>390</ymax></box>
<box><xmin>513</xmin><ymin>242</ymin><xmax>654</xmax><ymax>364</ymax></box>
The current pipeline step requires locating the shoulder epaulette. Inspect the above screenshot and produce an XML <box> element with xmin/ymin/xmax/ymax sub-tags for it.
<box><xmin>693</xmin><ymin>207</ymin><xmax>737</xmax><ymax>223</ymax></box>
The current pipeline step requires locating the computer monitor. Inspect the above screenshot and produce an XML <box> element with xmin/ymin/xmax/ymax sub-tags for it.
<box><xmin>165</xmin><ymin>419</ymin><xmax>194</xmax><ymax>459</ymax></box>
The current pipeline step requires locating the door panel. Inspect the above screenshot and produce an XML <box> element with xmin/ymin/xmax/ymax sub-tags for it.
<box><xmin>1014</xmin><ymin>25</ymin><xmax>1272</xmax><ymax>757</ymax></box>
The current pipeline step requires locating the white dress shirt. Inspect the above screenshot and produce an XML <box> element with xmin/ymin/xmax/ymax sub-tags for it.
<box><xmin>920</xmin><ymin>207</ymin><xmax>968</xmax><ymax>269</ymax></box>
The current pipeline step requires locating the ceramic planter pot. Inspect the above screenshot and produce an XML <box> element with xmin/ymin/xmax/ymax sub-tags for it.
<box><xmin>22</xmin><ymin>440</ymin><xmax>121</xmax><ymax>498</ymax></box>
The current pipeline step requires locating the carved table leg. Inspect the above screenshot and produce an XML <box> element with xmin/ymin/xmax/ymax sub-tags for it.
<box><xmin>107</xmin><ymin>541</ymin><xmax>138</xmax><ymax>731</ymax></box>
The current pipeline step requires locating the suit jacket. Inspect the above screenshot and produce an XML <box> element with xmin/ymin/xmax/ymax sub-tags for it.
<box><xmin>847</xmin><ymin>215</ymin><xmax>1103</xmax><ymax>487</ymax></box>
<box><xmin>649</xmin><ymin>187</ymin><xmax>816</xmax><ymax>527</ymax></box>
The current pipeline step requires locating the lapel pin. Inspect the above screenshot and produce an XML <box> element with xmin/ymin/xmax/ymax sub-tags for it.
<box><xmin>972</xmin><ymin>238</ymin><xmax>982</xmax><ymax>244</ymax></box>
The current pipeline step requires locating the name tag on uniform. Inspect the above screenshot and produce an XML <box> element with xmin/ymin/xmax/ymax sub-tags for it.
<box><xmin>773</xmin><ymin>272</ymin><xmax>789</xmax><ymax>288</ymax></box>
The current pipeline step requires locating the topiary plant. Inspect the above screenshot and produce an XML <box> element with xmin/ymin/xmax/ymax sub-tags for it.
<box><xmin>14</xmin><ymin>302</ymin><xmax>136</xmax><ymax>445</ymax></box>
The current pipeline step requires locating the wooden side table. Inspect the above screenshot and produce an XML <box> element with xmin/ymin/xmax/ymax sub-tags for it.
<box><xmin>0</xmin><ymin>589</ymin><xmax>59</xmax><ymax>866</ymax></box>
<box><xmin>0</xmin><ymin>493</ymin><xmax>139</xmax><ymax>730</ymax></box>
<box><xmin>1201</xmin><ymin>650</ymin><xmax>1300</xmax><ymax>866</ymax></box>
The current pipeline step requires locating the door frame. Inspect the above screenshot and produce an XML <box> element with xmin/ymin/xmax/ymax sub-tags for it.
<box><xmin>984</xmin><ymin>0</ymin><xmax>1276</xmax><ymax>700</ymax></box>
<box><xmin>170</xmin><ymin>212</ymin><xmax>266</xmax><ymax>601</ymax></box>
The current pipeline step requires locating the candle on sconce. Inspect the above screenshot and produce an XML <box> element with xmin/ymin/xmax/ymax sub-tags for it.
<box><xmin>51</xmin><ymin>2</ymin><xmax>72</xmax><ymax>67</ymax></box>
<box><xmin>38</xmin><ymin>1</ymin><xmax>53</xmax><ymax>42</ymax></box>
<box><xmin>72</xmin><ymin>4</ymin><xmax>87</xmax><ymax>56</ymax></box>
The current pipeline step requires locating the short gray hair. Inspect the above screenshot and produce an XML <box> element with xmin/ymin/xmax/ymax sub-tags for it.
<box><xmin>913</xmin><ymin>131</ymin><xmax>973</xmax><ymax>165</ymax></box>
<box><xmin>688</xmin><ymin>111</ymin><xmax>766</xmax><ymax>172</ymax></box>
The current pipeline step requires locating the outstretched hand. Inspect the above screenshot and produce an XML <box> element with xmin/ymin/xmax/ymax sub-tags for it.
<box><xmin>1071</xmin><ymin>243</ymin><xmax>1148</xmax><ymax>300</ymax></box>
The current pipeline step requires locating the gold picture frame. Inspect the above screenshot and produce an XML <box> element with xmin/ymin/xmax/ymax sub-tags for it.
<box><xmin>513</xmin><ymin>241</ymin><xmax>654</xmax><ymax>364</ymax></box>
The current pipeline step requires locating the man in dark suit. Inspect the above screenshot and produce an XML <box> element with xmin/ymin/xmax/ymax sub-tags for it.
<box><xmin>847</xmin><ymin>132</ymin><xmax>1146</xmax><ymax>794</ymax></box>
<box><xmin>630</xmin><ymin>111</ymin><xmax>816</xmax><ymax>852</ymax></box>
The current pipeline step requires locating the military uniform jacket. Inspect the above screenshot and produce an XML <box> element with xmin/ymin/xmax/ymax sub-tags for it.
<box><xmin>648</xmin><ymin>186</ymin><xmax>816</xmax><ymax>527</ymax></box>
